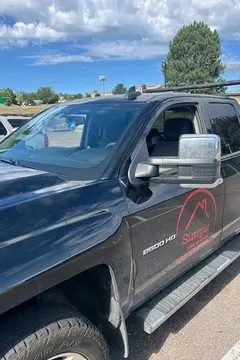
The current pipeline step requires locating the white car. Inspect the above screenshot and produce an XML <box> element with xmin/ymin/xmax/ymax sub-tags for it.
<box><xmin>0</xmin><ymin>116</ymin><xmax>30</xmax><ymax>142</ymax></box>
<box><xmin>0</xmin><ymin>115</ymin><xmax>49</xmax><ymax>149</ymax></box>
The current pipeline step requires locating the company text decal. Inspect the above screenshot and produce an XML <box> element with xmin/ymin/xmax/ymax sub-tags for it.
<box><xmin>175</xmin><ymin>188</ymin><xmax>217</xmax><ymax>264</ymax></box>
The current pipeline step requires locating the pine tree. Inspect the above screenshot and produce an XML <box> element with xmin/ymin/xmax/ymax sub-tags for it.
<box><xmin>163</xmin><ymin>22</ymin><xmax>226</xmax><ymax>93</ymax></box>
<box><xmin>112</xmin><ymin>83</ymin><xmax>127</xmax><ymax>95</ymax></box>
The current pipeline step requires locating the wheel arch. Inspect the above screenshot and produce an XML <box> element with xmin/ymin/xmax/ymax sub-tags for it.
<box><xmin>0</xmin><ymin>262</ymin><xmax>129</xmax><ymax>358</ymax></box>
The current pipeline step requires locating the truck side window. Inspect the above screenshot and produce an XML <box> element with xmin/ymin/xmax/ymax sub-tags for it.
<box><xmin>146</xmin><ymin>105</ymin><xmax>196</xmax><ymax>156</ymax></box>
<box><xmin>208</xmin><ymin>103</ymin><xmax>240</xmax><ymax>156</ymax></box>
<box><xmin>8</xmin><ymin>119</ymin><xmax>29</xmax><ymax>128</ymax></box>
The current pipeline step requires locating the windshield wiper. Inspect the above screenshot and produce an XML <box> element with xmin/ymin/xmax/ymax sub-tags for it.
<box><xmin>0</xmin><ymin>157</ymin><xmax>35</xmax><ymax>169</ymax></box>
<box><xmin>0</xmin><ymin>158</ymin><xmax>17</xmax><ymax>166</ymax></box>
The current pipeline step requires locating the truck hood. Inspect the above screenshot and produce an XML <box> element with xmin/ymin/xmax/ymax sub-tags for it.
<box><xmin>0</xmin><ymin>161</ymin><xmax>67</xmax><ymax>201</ymax></box>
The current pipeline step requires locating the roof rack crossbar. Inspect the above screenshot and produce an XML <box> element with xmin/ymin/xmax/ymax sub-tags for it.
<box><xmin>140</xmin><ymin>79</ymin><xmax>240</xmax><ymax>93</ymax></box>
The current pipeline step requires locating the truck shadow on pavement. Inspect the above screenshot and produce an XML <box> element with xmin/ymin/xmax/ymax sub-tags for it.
<box><xmin>111</xmin><ymin>259</ymin><xmax>240</xmax><ymax>360</ymax></box>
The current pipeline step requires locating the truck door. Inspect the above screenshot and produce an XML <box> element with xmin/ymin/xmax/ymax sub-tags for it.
<box><xmin>202</xmin><ymin>100</ymin><xmax>240</xmax><ymax>241</ymax></box>
<box><xmin>123</xmin><ymin>99</ymin><xmax>225</xmax><ymax>307</ymax></box>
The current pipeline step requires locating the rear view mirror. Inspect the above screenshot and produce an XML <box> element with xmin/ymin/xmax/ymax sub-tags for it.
<box><xmin>134</xmin><ymin>134</ymin><xmax>223</xmax><ymax>189</ymax></box>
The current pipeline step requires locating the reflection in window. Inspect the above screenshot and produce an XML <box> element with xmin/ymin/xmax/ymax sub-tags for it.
<box><xmin>0</xmin><ymin>102</ymin><xmax>144</xmax><ymax>181</ymax></box>
<box><xmin>209</xmin><ymin>103</ymin><xmax>240</xmax><ymax>155</ymax></box>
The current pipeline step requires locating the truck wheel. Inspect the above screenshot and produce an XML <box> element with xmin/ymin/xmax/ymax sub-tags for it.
<box><xmin>0</xmin><ymin>304</ymin><xmax>110</xmax><ymax>360</ymax></box>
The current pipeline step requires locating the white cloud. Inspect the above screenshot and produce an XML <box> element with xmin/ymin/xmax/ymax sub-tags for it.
<box><xmin>83</xmin><ymin>39</ymin><xmax>168</xmax><ymax>60</ymax></box>
<box><xmin>223</xmin><ymin>55</ymin><xmax>240</xmax><ymax>71</ymax></box>
<box><xmin>1</xmin><ymin>0</ymin><xmax>240</xmax><ymax>60</ymax></box>
<box><xmin>0</xmin><ymin>39</ymin><xmax>29</xmax><ymax>49</ymax></box>
<box><xmin>22</xmin><ymin>39</ymin><xmax>168</xmax><ymax>65</ymax></box>
<box><xmin>227</xmin><ymin>63</ymin><xmax>240</xmax><ymax>71</ymax></box>
<box><xmin>23</xmin><ymin>53</ymin><xmax>93</xmax><ymax>65</ymax></box>
<box><xmin>0</xmin><ymin>22</ymin><xmax>65</xmax><ymax>45</ymax></box>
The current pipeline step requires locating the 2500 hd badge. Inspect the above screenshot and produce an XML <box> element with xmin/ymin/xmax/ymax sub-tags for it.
<box><xmin>143</xmin><ymin>234</ymin><xmax>176</xmax><ymax>255</ymax></box>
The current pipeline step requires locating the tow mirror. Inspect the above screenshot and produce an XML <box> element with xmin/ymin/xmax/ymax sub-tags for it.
<box><xmin>135</xmin><ymin>134</ymin><xmax>223</xmax><ymax>189</ymax></box>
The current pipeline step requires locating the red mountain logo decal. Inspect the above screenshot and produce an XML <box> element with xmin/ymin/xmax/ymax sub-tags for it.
<box><xmin>176</xmin><ymin>189</ymin><xmax>217</xmax><ymax>259</ymax></box>
<box><xmin>185</xmin><ymin>198</ymin><xmax>210</xmax><ymax>231</ymax></box>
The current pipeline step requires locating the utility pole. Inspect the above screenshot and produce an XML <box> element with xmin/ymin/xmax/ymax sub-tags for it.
<box><xmin>99</xmin><ymin>75</ymin><xmax>107</xmax><ymax>96</ymax></box>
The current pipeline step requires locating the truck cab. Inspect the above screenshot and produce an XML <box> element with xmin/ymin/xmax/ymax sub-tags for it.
<box><xmin>0</xmin><ymin>91</ymin><xmax>239</xmax><ymax>360</ymax></box>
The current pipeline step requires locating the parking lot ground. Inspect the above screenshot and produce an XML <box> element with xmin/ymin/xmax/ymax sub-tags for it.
<box><xmin>111</xmin><ymin>258</ymin><xmax>240</xmax><ymax>360</ymax></box>
<box><xmin>222</xmin><ymin>340</ymin><xmax>240</xmax><ymax>360</ymax></box>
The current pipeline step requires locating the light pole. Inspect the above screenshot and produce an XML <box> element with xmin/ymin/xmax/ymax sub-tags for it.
<box><xmin>99</xmin><ymin>75</ymin><xmax>107</xmax><ymax>96</ymax></box>
<box><xmin>162</xmin><ymin>61</ymin><xmax>167</xmax><ymax>88</ymax></box>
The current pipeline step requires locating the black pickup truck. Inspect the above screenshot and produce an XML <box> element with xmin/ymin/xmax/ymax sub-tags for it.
<box><xmin>0</xmin><ymin>90</ymin><xmax>240</xmax><ymax>360</ymax></box>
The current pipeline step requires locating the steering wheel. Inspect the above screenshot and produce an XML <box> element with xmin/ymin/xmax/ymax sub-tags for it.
<box><xmin>105</xmin><ymin>142</ymin><xmax>116</xmax><ymax>149</ymax></box>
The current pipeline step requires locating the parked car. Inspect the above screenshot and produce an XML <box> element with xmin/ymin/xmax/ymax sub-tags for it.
<box><xmin>0</xmin><ymin>90</ymin><xmax>239</xmax><ymax>360</ymax></box>
<box><xmin>0</xmin><ymin>116</ymin><xmax>30</xmax><ymax>142</ymax></box>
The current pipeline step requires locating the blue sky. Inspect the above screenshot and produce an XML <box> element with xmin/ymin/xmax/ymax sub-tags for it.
<box><xmin>1</xmin><ymin>1</ymin><xmax>240</xmax><ymax>94</ymax></box>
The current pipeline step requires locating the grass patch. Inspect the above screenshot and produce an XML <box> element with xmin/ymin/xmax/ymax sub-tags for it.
<box><xmin>0</xmin><ymin>104</ymin><xmax>52</xmax><ymax>117</ymax></box>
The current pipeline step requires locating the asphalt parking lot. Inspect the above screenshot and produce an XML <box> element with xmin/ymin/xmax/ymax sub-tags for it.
<box><xmin>48</xmin><ymin>131</ymin><xmax>81</xmax><ymax>147</ymax></box>
<box><xmin>112</xmin><ymin>259</ymin><xmax>240</xmax><ymax>360</ymax></box>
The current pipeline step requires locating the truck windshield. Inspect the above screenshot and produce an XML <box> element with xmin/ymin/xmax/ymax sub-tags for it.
<box><xmin>0</xmin><ymin>102</ymin><xmax>144</xmax><ymax>180</ymax></box>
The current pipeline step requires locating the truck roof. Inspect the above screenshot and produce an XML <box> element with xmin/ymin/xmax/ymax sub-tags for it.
<box><xmin>59</xmin><ymin>92</ymin><xmax>237</xmax><ymax>107</ymax></box>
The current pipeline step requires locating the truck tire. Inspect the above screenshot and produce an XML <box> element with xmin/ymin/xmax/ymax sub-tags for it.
<box><xmin>0</xmin><ymin>304</ymin><xmax>110</xmax><ymax>360</ymax></box>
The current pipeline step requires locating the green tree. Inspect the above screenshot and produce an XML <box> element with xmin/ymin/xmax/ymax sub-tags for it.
<box><xmin>61</xmin><ymin>94</ymin><xmax>74</xmax><ymax>100</ymax></box>
<box><xmin>36</xmin><ymin>86</ymin><xmax>59</xmax><ymax>104</ymax></box>
<box><xmin>5</xmin><ymin>98</ymin><xmax>12</xmax><ymax>106</ymax></box>
<box><xmin>112</xmin><ymin>83</ymin><xmax>127</xmax><ymax>94</ymax></box>
<box><xmin>94</xmin><ymin>93</ymin><xmax>101</xmax><ymax>97</ymax></box>
<box><xmin>73</xmin><ymin>93</ymin><xmax>83</xmax><ymax>99</ymax></box>
<box><xmin>85</xmin><ymin>93</ymin><xmax>92</xmax><ymax>98</ymax></box>
<box><xmin>22</xmin><ymin>92</ymin><xmax>37</xmax><ymax>106</ymax></box>
<box><xmin>163</xmin><ymin>21</ymin><xmax>226</xmax><ymax>94</ymax></box>
<box><xmin>16</xmin><ymin>93</ymin><xmax>24</xmax><ymax>105</ymax></box>
<box><xmin>0</xmin><ymin>88</ymin><xmax>17</xmax><ymax>105</ymax></box>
